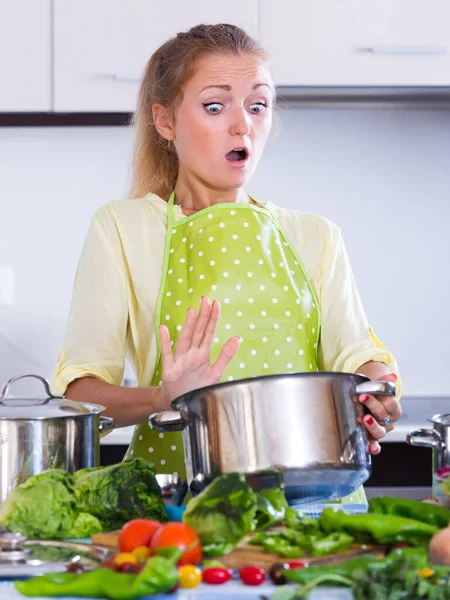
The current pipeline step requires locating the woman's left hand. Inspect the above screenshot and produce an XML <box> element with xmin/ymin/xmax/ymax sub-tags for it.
<box><xmin>356</xmin><ymin>373</ymin><xmax>401</xmax><ymax>455</ymax></box>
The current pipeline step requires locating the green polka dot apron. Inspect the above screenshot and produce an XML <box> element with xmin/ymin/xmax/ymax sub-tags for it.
<box><xmin>125</xmin><ymin>193</ymin><xmax>366</xmax><ymax>505</ymax></box>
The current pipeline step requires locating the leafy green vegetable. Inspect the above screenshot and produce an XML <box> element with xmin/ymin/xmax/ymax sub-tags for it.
<box><xmin>284</xmin><ymin>507</ymin><xmax>320</xmax><ymax>533</ymax></box>
<box><xmin>0</xmin><ymin>458</ymin><xmax>165</xmax><ymax>540</ymax></box>
<box><xmin>254</xmin><ymin>487</ymin><xmax>288</xmax><ymax>530</ymax></box>
<box><xmin>369</xmin><ymin>496</ymin><xmax>450</xmax><ymax>529</ymax></box>
<box><xmin>352</xmin><ymin>548</ymin><xmax>450</xmax><ymax>600</ymax></box>
<box><xmin>249</xmin><ymin>526</ymin><xmax>353</xmax><ymax>558</ymax></box>
<box><xmin>183</xmin><ymin>473</ymin><xmax>257</xmax><ymax>552</ymax></box>
<box><xmin>202</xmin><ymin>542</ymin><xmax>238</xmax><ymax>557</ymax></box>
<box><xmin>74</xmin><ymin>458</ymin><xmax>166</xmax><ymax>530</ymax></box>
<box><xmin>15</xmin><ymin>550</ymin><xmax>181</xmax><ymax>599</ymax></box>
<box><xmin>0</xmin><ymin>470</ymin><xmax>77</xmax><ymax>540</ymax></box>
<box><xmin>68</xmin><ymin>512</ymin><xmax>102</xmax><ymax>538</ymax></box>
<box><xmin>277</xmin><ymin>548</ymin><xmax>450</xmax><ymax>600</ymax></box>
<box><xmin>319</xmin><ymin>507</ymin><xmax>438</xmax><ymax>546</ymax></box>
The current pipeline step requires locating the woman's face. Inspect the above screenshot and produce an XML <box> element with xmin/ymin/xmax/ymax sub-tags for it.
<box><xmin>172</xmin><ymin>52</ymin><xmax>274</xmax><ymax>191</ymax></box>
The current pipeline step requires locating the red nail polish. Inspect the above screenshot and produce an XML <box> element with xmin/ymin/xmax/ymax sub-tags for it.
<box><xmin>365</xmin><ymin>416</ymin><xmax>374</xmax><ymax>425</ymax></box>
<box><xmin>391</xmin><ymin>374</ymin><xmax>398</xmax><ymax>381</ymax></box>
<box><xmin>360</xmin><ymin>395</ymin><xmax>370</xmax><ymax>403</ymax></box>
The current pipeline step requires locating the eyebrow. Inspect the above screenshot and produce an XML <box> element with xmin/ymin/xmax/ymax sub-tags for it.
<box><xmin>199</xmin><ymin>83</ymin><xmax>272</xmax><ymax>94</ymax></box>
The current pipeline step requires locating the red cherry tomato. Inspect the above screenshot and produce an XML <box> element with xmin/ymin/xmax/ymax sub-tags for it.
<box><xmin>202</xmin><ymin>567</ymin><xmax>233</xmax><ymax>585</ymax></box>
<box><xmin>286</xmin><ymin>560</ymin><xmax>308</xmax><ymax>569</ymax></box>
<box><xmin>118</xmin><ymin>519</ymin><xmax>162</xmax><ymax>553</ymax></box>
<box><xmin>239</xmin><ymin>565</ymin><xmax>265</xmax><ymax>586</ymax></box>
<box><xmin>150</xmin><ymin>522</ymin><xmax>202</xmax><ymax>566</ymax></box>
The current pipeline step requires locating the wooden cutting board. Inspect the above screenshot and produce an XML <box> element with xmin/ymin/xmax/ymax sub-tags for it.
<box><xmin>92</xmin><ymin>530</ymin><xmax>389</xmax><ymax>571</ymax></box>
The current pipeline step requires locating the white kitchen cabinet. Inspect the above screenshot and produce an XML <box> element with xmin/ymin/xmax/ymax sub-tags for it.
<box><xmin>53</xmin><ymin>0</ymin><xmax>258</xmax><ymax>112</ymax></box>
<box><xmin>261</xmin><ymin>0</ymin><xmax>450</xmax><ymax>86</ymax></box>
<box><xmin>0</xmin><ymin>0</ymin><xmax>51</xmax><ymax>111</ymax></box>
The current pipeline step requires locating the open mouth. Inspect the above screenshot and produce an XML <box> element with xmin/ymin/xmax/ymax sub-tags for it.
<box><xmin>225</xmin><ymin>148</ymin><xmax>249</xmax><ymax>162</ymax></box>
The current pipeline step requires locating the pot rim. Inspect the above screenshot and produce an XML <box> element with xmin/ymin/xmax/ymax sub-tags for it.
<box><xmin>171</xmin><ymin>371</ymin><xmax>369</xmax><ymax>409</ymax></box>
<box><xmin>0</xmin><ymin>400</ymin><xmax>106</xmax><ymax>421</ymax></box>
<box><xmin>428</xmin><ymin>413</ymin><xmax>450</xmax><ymax>426</ymax></box>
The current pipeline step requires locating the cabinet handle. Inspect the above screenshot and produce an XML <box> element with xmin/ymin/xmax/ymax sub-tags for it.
<box><xmin>360</xmin><ymin>46</ymin><xmax>448</xmax><ymax>56</ymax></box>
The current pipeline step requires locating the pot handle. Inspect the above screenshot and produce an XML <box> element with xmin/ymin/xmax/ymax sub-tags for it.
<box><xmin>99</xmin><ymin>416</ymin><xmax>115</xmax><ymax>436</ymax></box>
<box><xmin>0</xmin><ymin>374</ymin><xmax>58</xmax><ymax>404</ymax></box>
<box><xmin>406</xmin><ymin>428</ymin><xmax>443</xmax><ymax>449</ymax></box>
<box><xmin>354</xmin><ymin>380</ymin><xmax>396</xmax><ymax>397</ymax></box>
<box><xmin>149</xmin><ymin>411</ymin><xmax>189</xmax><ymax>432</ymax></box>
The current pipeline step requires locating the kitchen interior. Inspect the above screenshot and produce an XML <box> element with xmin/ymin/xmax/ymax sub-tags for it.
<box><xmin>1</xmin><ymin>0</ymin><xmax>450</xmax><ymax>597</ymax></box>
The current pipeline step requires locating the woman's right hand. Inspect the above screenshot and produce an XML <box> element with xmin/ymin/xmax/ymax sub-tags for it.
<box><xmin>159</xmin><ymin>296</ymin><xmax>241</xmax><ymax>406</ymax></box>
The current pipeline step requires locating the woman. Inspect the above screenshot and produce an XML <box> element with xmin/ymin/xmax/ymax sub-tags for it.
<box><xmin>51</xmin><ymin>23</ymin><xmax>401</xmax><ymax>504</ymax></box>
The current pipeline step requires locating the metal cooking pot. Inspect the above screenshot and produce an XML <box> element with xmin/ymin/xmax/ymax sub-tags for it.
<box><xmin>0</xmin><ymin>374</ymin><xmax>114</xmax><ymax>503</ymax></box>
<box><xmin>407</xmin><ymin>414</ymin><xmax>450</xmax><ymax>507</ymax></box>
<box><xmin>149</xmin><ymin>372</ymin><xmax>396</xmax><ymax>503</ymax></box>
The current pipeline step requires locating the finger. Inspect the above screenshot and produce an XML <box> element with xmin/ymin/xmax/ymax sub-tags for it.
<box><xmin>379</xmin><ymin>373</ymin><xmax>398</xmax><ymax>383</ymax></box>
<box><xmin>362</xmin><ymin>414</ymin><xmax>386</xmax><ymax>441</ymax></box>
<box><xmin>159</xmin><ymin>325</ymin><xmax>174</xmax><ymax>373</ymax></box>
<box><xmin>359</xmin><ymin>394</ymin><xmax>389</xmax><ymax>424</ymax></box>
<box><xmin>174</xmin><ymin>307</ymin><xmax>197</xmax><ymax>357</ymax></box>
<box><xmin>377</xmin><ymin>396</ymin><xmax>402</xmax><ymax>421</ymax></box>
<box><xmin>369</xmin><ymin>441</ymin><xmax>381</xmax><ymax>455</ymax></box>
<box><xmin>190</xmin><ymin>296</ymin><xmax>211</xmax><ymax>348</ymax></box>
<box><xmin>210</xmin><ymin>336</ymin><xmax>241</xmax><ymax>380</ymax></box>
<box><xmin>200</xmin><ymin>300</ymin><xmax>221</xmax><ymax>349</ymax></box>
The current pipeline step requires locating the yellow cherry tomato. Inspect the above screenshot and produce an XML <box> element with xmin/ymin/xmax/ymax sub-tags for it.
<box><xmin>178</xmin><ymin>564</ymin><xmax>202</xmax><ymax>588</ymax></box>
<box><xmin>132</xmin><ymin>545</ymin><xmax>152</xmax><ymax>563</ymax></box>
<box><xmin>419</xmin><ymin>568</ymin><xmax>435</xmax><ymax>578</ymax></box>
<box><xmin>114</xmin><ymin>552</ymin><xmax>137</xmax><ymax>566</ymax></box>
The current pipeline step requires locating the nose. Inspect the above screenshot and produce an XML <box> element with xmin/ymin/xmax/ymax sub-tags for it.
<box><xmin>229</xmin><ymin>107</ymin><xmax>251</xmax><ymax>137</ymax></box>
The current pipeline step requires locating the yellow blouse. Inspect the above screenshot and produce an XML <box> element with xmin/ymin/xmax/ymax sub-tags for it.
<box><xmin>51</xmin><ymin>193</ymin><xmax>400</xmax><ymax>395</ymax></box>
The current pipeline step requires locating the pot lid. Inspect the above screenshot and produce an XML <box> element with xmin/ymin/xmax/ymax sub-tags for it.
<box><xmin>0</xmin><ymin>374</ymin><xmax>104</xmax><ymax>420</ymax></box>
<box><xmin>0</xmin><ymin>530</ymin><xmax>109</xmax><ymax>577</ymax></box>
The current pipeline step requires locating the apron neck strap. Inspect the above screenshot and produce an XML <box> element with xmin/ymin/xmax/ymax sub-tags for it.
<box><xmin>166</xmin><ymin>191</ymin><xmax>267</xmax><ymax>226</ymax></box>
<box><xmin>167</xmin><ymin>191</ymin><xmax>176</xmax><ymax>230</ymax></box>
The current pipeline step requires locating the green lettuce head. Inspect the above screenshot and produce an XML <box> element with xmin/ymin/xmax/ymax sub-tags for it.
<box><xmin>183</xmin><ymin>473</ymin><xmax>257</xmax><ymax>555</ymax></box>
<box><xmin>0</xmin><ymin>469</ymin><xmax>77</xmax><ymax>539</ymax></box>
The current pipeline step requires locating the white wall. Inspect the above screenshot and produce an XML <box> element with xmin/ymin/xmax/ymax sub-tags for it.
<box><xmin>1</xmin><ymin>108</ymin><xmax>449</xmax><ymax>396</ymax></box>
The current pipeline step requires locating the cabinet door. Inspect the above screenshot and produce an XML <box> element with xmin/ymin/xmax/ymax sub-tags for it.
<box><xmin>0</xmin><ymin>0</ymin><xmax>51</xmax><ymax>111</ymax></box>
<box><xmin>261</xmin><ymin>0</ymin><xmax>450</xmax><ymax>86</ymax></box>
<box><xmin>54</xmin><ymin>0</ymin><xmax>258</xmax><ymax>112</ymax></box>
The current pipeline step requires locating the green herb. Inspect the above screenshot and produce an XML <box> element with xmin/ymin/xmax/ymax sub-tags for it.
<box><xmin>277</xmin><ymin>548</ymin><xmax>450</xmax><ymax>600</ymax></box>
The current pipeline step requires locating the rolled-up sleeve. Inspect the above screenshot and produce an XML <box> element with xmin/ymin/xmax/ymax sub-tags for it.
<box><xmin>50</xmin><ymin>209</ymin><xmax>128</xmax><ymax>396</ymax></box>
<box><xmin>316</xmin><ymin>222</ymin><xmax>401</xmax><ymax>394</ymax></box>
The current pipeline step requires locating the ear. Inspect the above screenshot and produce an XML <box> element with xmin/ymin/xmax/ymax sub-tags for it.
<box><xmin>152</xmin><ymin>103</ymin><xmax>175</xmax><ymax>141</ymax></box>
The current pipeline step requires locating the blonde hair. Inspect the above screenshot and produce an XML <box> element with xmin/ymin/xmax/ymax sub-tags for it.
<box><xmin>129</xmin><ymin>23</ymin><xmax>270</xmax><ymax>200</ymax></box>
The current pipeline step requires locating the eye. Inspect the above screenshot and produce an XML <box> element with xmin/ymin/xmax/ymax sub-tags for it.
<box><xmin>249</xmin><ymin>102</ymin><xmax>267</xmax><ymax>114</ymax></box>
<box><xmin>203</xmin><ymin>102</ymin><xmax>223</xmax><ymax>114</ymax></box>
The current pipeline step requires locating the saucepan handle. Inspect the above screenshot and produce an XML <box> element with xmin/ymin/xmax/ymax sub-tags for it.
<box><xmin>406</xmin><ymin>428</ymin><xmax>443</xmax><ymax>450</ymax></box>
<box><xmin>149</xmin><ymin>411</ymin><xmax>189</xmax><ymax>432</ymax></box>
<box><xmin>99</xmin><ymin>416</ymin><xmax>115</xmax><ymax>436</ymax></box>
<box><xmin>354</xmin><ymin>380</ymin><xmax>396</xmax><ymax>397</ymax></box>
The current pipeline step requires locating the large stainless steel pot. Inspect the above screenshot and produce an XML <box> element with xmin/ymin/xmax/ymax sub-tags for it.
<box><xmin>149</xmin><ymin>372</ymin><xmax>396</xmax><ymax>503</ymax></box>
<box><xmin>0</xmin><ymin>374</ymin><xmax>114</xmax><ymax>503</ymax></box>
<box><xmin>407</xmin><ymin>414</ymin><xmax>450</xmax><ymax>507</ymax></box>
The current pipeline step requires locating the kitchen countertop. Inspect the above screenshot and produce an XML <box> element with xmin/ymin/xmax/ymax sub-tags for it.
<box><xmin>100</xmin><ymin>396</ymin><xmax>450</xmax><ymax>446</ymax></box>
<box><xmin>0</xmin><ymin>581</ymin><xmax>353</xmax><ymax>599</ymax></box>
